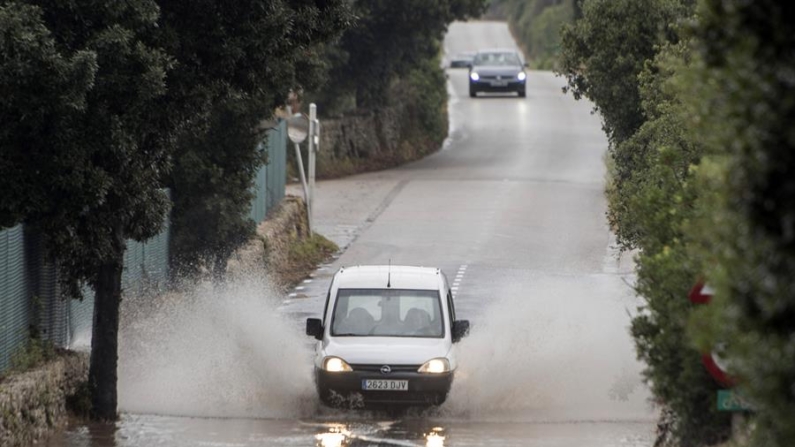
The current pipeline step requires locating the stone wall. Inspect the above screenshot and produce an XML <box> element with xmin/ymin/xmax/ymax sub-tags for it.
<box><xmin>319</xmin><ymin>107</ymin><xmax>403</xmax><ymax>162</ymax></box>
<box><xmin>0</xmin><ymin>351</ymin><xmax>88</xmax><ymax>447</ymax></box>
<box><xmin>299</xmin><ymin>100</ymin><xmax>445</xmax><ymax>179</ymax></box>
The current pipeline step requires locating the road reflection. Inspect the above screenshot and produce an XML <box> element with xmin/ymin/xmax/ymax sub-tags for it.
<box><xmin>313</xmin><ymin>420</ymin><xmax>447</xmax><ymax>447</ymax></box>
<box><xmin>425</xmin><ymin>427</ymin><xmax>446</xmax><ymax>447</ymax></box>
<box><xmin>316</xmin><ymin>424</ymin><xmax>351</xmax><ymax>447</ymax></box>
<box><xmin>45</xmin><ymin>412</ymin><xmax>655</xmax><ymax>446</ymax></box>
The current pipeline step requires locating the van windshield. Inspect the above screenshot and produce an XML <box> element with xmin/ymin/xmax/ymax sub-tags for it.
<box><xmin>331</xmin><ymin>289</ymin><xmax>443</xmax><ymax>338</ymax></box>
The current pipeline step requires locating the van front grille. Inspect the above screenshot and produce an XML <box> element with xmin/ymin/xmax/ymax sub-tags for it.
<box><xmin>350</xmin><ymin>364</ymin><xmax>421</xmax><ymax>373</ymax></box>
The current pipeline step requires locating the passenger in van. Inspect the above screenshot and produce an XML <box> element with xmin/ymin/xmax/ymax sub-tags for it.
<box><xmin>336</xmin><ymin>307</ymin><xmax>375</xmax><ymax>335</ymax></box>
<box><xmin>404</xmin><ymin>308</ymin><xmax>433</xmax><ymax>335</ymax></box>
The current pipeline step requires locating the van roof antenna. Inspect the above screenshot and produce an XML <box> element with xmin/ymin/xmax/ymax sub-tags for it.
<box><xmin>387</xmin><ymin>259</ymin><xmax>392</xmax><ymax>288</ymax></box>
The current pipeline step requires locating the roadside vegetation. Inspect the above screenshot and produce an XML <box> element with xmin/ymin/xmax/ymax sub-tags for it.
<box><xmin>486</xmin><ymin>0</ymin><xmax>577</xmax><ymax>69</ymax></box>
<box><xmin>300</xmin><ymin>0</ymin><xmax>485</xmax><ymax>179</ymax></box>
<box><xmin>2</xmin><ymin>333</ymin><xmax>55</xmax><ymax>380</ymax></box>
<box><xmin>0</xmin><ymin>0</ymin><xmax>488</xmax><ymax>421</ymax></box>
<box><xmin>1</xmin><ymin>0</ymin><xmax>352</xmax><ymax>420</ymax></box>
<box><xmin>559</xmin><ymin>1</ymin><xmax>795</xmax><ymax>446</ymax></box>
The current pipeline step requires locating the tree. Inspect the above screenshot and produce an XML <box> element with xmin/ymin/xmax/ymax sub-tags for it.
<box><xmin>0</xmin><ymin>0</ymin><xmax>172</xmax><ymax>420</ymax></box>
<box><xmin>685</xmin><ymin>1</ymin><xmax>795</xmax><ymax>446</ymax></box>
<box><xmin>493</xmin><ymin>0</ymin><xmax>575</xmax><ymax>70</ymax></box>
<box><xmin>320</xmin><ymin>0</ymin><xmax>486</xmax><ymax>110</ymax></box>
<box><xmin>560</xmin><ymin>0</ymin><xmax>692</xmax><ymax>249</ymax></box>
<box><xmin>0</xmin><ymin>0</ymin><xmax>352</xmax><ymax>419</ymax></box>
<box><xmin>157</xmin><ymin>0</ymin><xmax>352</xmax><ymax>280</ymax></box>
<box><xmin>559</xmin><ymin>1</ymin><xmax>734</xmax><ymax>443</ymax></box>
<box><xmin>613</xmin><ymin>40</ymin><xmax>730</xmax><ymax>445</ymax></box>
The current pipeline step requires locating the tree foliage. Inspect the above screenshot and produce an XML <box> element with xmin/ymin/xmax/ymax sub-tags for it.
<box><xmin>0</xmin><ymin>0</ymin><xmax>172</xmax><ymax>420</ymax></box>
<box><xmin>626</xmin><ymin>42</ymin><xmax>731</xmax><ymax>445</ymax></box>
<box><xmin>159</xmin><ymin>0</ymin><xmax>351</xmax><ymax>279</ymax></box>
<box><xmin>0</xmin><ymin>0</ymin><xmax>352</xmax><ymax>419</ymax></box>
<box><xmin>562</xmin><ymin>0</ymin><xmax>795</xmax><ymax>445</ymax></box>
<box><xmin>317</xmin><ymin>0</ymin><xmax>485</xmax><ymax>111</ymax></box>
<box><xmin>491</xmin><ymin>0</ymin><xmax>575</xmax><ymax>70</ymax></box>
<box><xmin>684</xmin><ymin>1</ymin><xmax>795</xmax><ymax>446</ymax></box>
<box><xmin>559</xmin><ymin>0</ymin><xmax>684</xmax><ymax>151</ymax></box>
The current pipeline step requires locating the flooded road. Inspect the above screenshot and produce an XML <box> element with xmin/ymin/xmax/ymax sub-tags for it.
<box><xmin>47</xmin><ymin>21</ymin><xmax>658</xmax><ymax>446</ymax></box>
<box><xmin>48</xmin><ymin>415</ymin><xmax>654</xmax><ymax>446</ymax></box>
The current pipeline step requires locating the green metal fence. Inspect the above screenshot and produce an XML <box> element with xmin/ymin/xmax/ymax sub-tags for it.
<box><xmin>0</xmin><ymin>225</ymin><xmax>31</xmax><ymax>372</ymax></box>
<box><xmin>250</xmin><ymin>122</ymin><xmax>287</xmax><ymax>223</ymax></box>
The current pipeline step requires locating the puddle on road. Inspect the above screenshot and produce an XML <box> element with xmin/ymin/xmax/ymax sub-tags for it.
<box><xmin>44</xmin><ymin>270</ymin><xmax>656</xmax><ymax>446</ymax></box>
<box><xmin>116</xmin><ymin>271</ymin><xmax>649</xmax><ymax>423</ymax></box>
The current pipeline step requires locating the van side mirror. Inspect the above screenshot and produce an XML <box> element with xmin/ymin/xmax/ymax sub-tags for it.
<box><xmin>452</xmin><ymin>320</ymin><xmax>470</xmax><ymax>343</ymax></box>
<box><xmin>306</xmin><ymin>318</ymin><xmax>323</xmax><ymax>340</ymax></box>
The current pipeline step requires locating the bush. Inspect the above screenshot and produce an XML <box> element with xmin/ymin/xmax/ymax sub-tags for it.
<box><xmin>8</xmin><ymin>332</ymin><xmax>56</xmax><ymax>375</ymax></box>
<box><xmin>400</xmin><ymin>56</ymin><xmax>449</xmax><ymax>149</ymax></box>
<box><xmin>684</xmin><ymin>2</ymin><xmax>795</xmax><ymax>446</ymax></box>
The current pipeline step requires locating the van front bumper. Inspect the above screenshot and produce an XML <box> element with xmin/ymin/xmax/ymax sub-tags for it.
<box><xmin>315</xmin><ymin>367</ymin><xmax>453</xmax><ymax>407</ymax></box>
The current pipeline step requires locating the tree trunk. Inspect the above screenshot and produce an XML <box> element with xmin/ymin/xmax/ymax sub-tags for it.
<box><xmin>88</xmin><ymin>226</ymin><xmax>125</xmax><ymax>421</ymax></box>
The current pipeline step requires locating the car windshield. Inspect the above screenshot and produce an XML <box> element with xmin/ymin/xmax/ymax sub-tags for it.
<box><xmin>331</xmin><ymin>289</ymin><xmax>443</xmax><ymax>338</ymax></box>
<box><xmin>473</xmin><ymin>52</ymin><xmax>521</xmax><ymax>66</ymax></box>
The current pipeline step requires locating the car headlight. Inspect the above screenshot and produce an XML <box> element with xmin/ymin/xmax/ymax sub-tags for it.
<box><xmin>517</xmin><ymin>72</ymin><xmax>527</xmax><ymax>81</ymax></box>
<box><xmin>418</xmin><ymin>358</ymin><xmax>450</xmax><ymax>374</ymax></box>
<box><xmin>470</xmin><ymin>72</ymin><xmax>480</xmax><ymax>81</ymax></box>
<box><xmin>323</xmin><ymin>356</ymin><xmax>353</xmax><ymax>372</ymax></box>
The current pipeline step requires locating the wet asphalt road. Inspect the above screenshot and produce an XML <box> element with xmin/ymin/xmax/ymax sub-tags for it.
<box><xmin>47</xmin><ymin>21</ymin><xmax>658</xmax><ymax>447</ymax></box>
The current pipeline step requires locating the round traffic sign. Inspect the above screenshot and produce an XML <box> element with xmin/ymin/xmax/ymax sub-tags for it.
<box><xmin>286</xmin><ymin>113</ymin><xmax>309</xmax><ymax>143</ymax></box>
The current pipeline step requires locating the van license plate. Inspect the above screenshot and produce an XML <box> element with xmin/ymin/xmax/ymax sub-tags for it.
<box><xmin>362</xmin><ymin>379</ymin><xmax>408</xmax><ymax>391</ymax></box>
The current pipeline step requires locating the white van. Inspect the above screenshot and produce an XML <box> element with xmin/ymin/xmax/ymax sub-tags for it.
<box><xmin>305</xmin><ymin>265</ymin><xmax>470</xmax><ymax>407</ymax></box>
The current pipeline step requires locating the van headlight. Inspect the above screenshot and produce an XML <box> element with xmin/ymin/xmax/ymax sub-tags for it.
<box><xmin>517</xmin><ymin>72</ymin><xmax>526</xmax><ymax>81</ymax></box>
<box><xmin>470</xmin><ymin>72</ymin><xmax>480</xmax><ymax>81</ymax></box>
<box><xmin>418</xmin><ymin>358</ymin><xmax>450</xmax><ymax>374</ymax></box>
<box><xmin>323</xmin><ymin>356</ymin><xmax>353</xmax><ymax>372</ymax></box>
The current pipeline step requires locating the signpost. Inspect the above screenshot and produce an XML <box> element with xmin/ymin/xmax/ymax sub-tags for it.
<box><xmin>285</xmin><ymin>104</ymin><xmax>320</xmax><ymax>236</ymax></box>
<box><xmin>308</xmin><ymin>104</ymin><xmax>318</xmax><ymax>237</ymax></box>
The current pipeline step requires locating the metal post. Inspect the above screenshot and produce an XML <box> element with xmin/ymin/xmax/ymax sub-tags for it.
<box><xmin>294</xmin><ymin>143</ymin><xmax>310</xmax><ymax>207</ymax></box>
<box><xmin>308</xmin><ymin>103</ymin><xmax>317</xmax><ymax>237</ymax></box>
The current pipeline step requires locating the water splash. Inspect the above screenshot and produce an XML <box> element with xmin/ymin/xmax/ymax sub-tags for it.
<box><xmin>118</xmin><ymin>274</ymin><xmax>316</xmax><ymax>418</ymax></box>
<box><xmin>442</xmin><ymin>273</ymin><xmax>654</xmax><ymax>422</ymax></box>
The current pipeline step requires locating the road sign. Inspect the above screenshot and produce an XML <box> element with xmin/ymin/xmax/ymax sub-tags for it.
<box><xmin>689</xmin><ymin>281</ymin><xmax>736</xmax><ymax>387</ymax></box>
<box><xmin>688</xmin><ymin>282</ymin><xmax>714</xmax><ymax>304</ymax></box>
<box><xmin>286</xmin><ymin>113</ymin><xmax>309</xmax><ymax>143</ymax></box>
<box><xmin>702</xmin><ymin>352</ymin><xmax>735</xmax><ymax>387</ymax></box>
<box><xmin>717</xmin><ymin>390</ymin><xmax>752</xmax><ymax>411</ymax></box>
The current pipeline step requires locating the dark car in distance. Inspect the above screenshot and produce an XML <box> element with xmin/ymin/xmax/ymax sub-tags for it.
<box><xmin>449</xmin><ymin>51</ymin><xmax>476</xmax><ymax>68</ymax></box>
<box><xmin>468</xmin><ymin>49</ymin><xmax>527</xmax><ymax>98</ymax></box>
